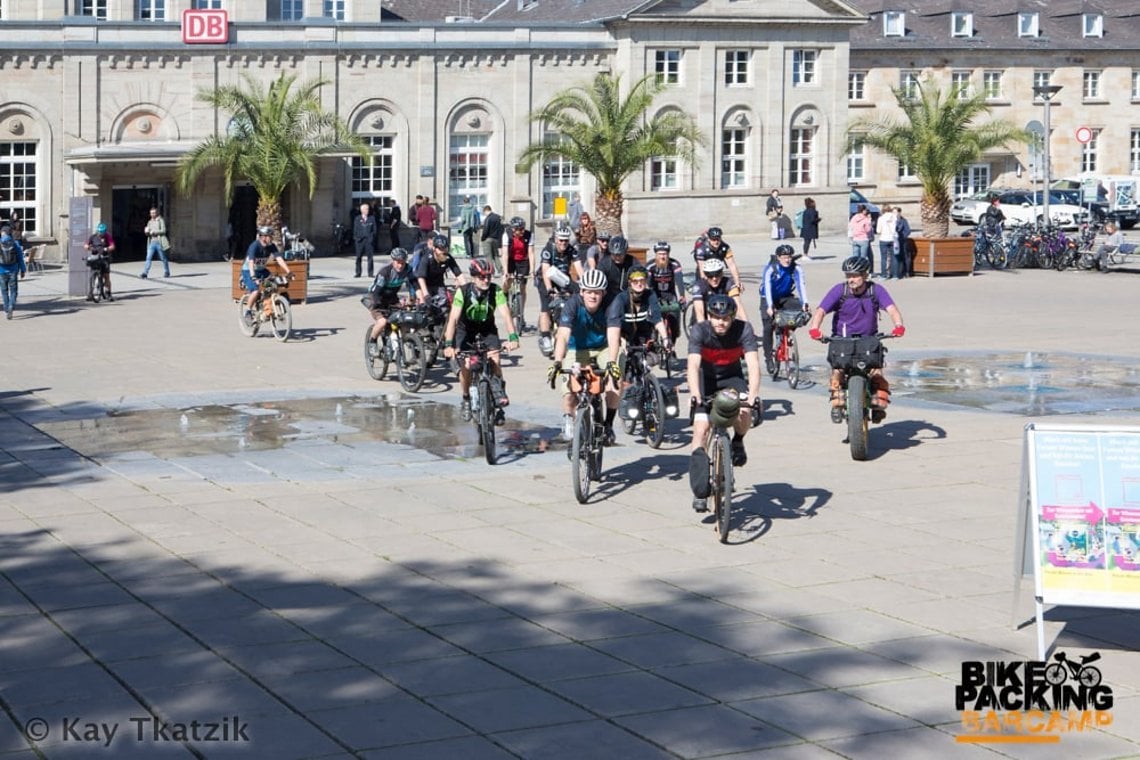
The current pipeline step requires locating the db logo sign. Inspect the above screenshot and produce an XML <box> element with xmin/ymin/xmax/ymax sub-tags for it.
<box><xmin>182</xmin><ymin>9</ymin><xmax>228</xmax><ymax>44</ymax></box>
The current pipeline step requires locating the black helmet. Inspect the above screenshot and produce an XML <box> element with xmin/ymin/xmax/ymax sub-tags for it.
<box><xmin>509</xmin><ymin>216</ymin><xmax>526</xmax><ymax>229</ymax></box>
<box><xmin>390</xmin><ymin>247</ymin><xmax>409</xmax><ymax>262</ymax></box>
<box><xmin>596</xmin><ymin>230</ymin><xmax>612</xmax><ymax>241</ymax></box>
<box><xmin>609</xmin><ymin>235</ymin><xmax>629</xmax><ymax>256</ymax></box>
<box><xmin>653</xmin><ymin>240</ymin><xmax>671</xmax><ymax>253</ymax></box>
<box><xmin>842</xmin><ymin>255</ymin><xmax>872</xmax><ymax>275</ymax></box>
<box><xmin>775</xmin><ymin>244</ymin><xmax>795</xmax><ymax>258</ymax></box>
<box><xmin>706</xmin><ymin>294</ymin><xmax>737</xmax><ymax>318</ymax></box>
<box><xmin>431</xmin><ymin>233</ymin><xmax>449</xmax><ymax>250</ymax></box>
<box><xmin>257</xmin><ymin>225</ymin><xmax>273</xmax><ymax>236</ymax></box>
<box><xmin>706</xmin><ymin>226</ymin><xmax>723</xmax><ymax>240</ymax></box>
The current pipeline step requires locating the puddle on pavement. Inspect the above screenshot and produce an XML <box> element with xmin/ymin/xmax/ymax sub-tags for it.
<box><xmin>42</xmin><ymin>395</ymin><xmax>556</xmax><ymax>461</ymax></box>
<box><xmin>892</xmin><ymin>351</ymin><xmax>1140</xmax><ymax>416</ymax></box>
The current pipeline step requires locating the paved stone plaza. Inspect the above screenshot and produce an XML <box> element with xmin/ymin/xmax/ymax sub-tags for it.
<box><xmin>2</xmin><ymin>236</ymin><xmax>1140</xmax><ymax>759</ymax></box>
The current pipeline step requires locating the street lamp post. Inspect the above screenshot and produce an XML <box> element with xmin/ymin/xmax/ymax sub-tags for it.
<box><xmin>1033</xmin><ymin>84</ymin><xmax>1062</xmax><ymax>227</ymax></box>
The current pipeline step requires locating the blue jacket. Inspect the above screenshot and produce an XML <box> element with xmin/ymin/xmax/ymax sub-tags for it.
<box><xmin>0</xmin><ymin>237</ymin><xmax>25</xmax><ymax>276</ymax></box>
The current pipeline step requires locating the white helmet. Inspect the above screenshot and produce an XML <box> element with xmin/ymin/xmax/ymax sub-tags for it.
<box><xmin>701</xmin><ymin>258</ymin><xmax>726</xmax><ymax>275</ymax></box>
<box><xmin>579</xmin><ymin>268</ymin><xmax>607</xmax><ymax>291</ymax></box>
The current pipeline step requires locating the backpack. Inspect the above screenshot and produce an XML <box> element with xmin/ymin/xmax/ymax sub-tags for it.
<box><xmin>0</xmin><ymin>240</ymin><xmax>15</xmax><ymax>267</ymax></box>
<box><xmin>836</xmin><ymin>281</ymin><xmax>881</xmax><ymax>314</ymax></box>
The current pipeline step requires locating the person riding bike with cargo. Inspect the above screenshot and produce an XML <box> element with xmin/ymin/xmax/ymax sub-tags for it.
<box><xmin>693</xmin><ymin>226</ymin><xmax>742</xmax><ymax>286</ymax></box>
<box><xmin>547</xmin><ymin>268</ymin><xmax>621</xmax><ymax>445</ymax></box>
<box><xmin>364</xmin><ymin>247</ymin><xmax>414</xmax><ymax>349</ymax></box>
<box><xmin>605</xmin><ymin>266</ymin><xmax>671</xmax><ymax>419</ymax></box>
<box><xmin>690</xmin><ymin>258</ymin><xmax>742</xmax><ymax>323</ymax></box>
<box><xmin>807</xmin><ymin>256</ymin><xmax>905</xmax><ymax>423</ymax></box>
<box><xmin>443</xmin><ymin>258</ymin><xmax>519</xmax><ymax>424</ymax></box>
<box><xmin>759</xmin><ymin>244</ymin><xmax>809</xmax><ymax>374</ymax></box>
<box><xmin>241</xmin><ymin>226</ymin><xmax>291</xmax><ymax>317</ymax></box>
<box><xmin>537</xmin><ymin>227</ymin><xmax>579</xmax><ymax>357</ymax></box>
<box><xmin>84</xmin><ymin>222</ymin><xmax>116</xmax><ymax>302</ymax></box>
<box><xmin>687</xmin><ymin>294</ymin><xmax>762</xmax><ymax>512</ymax></box>
<box><xmin>414</xmin><ymin>232</ymin><xmax>467</xmax><ymax>304</ymax></box>
<box><xmin>647</xmin><ymin>240</ymin><xmax>686</xmax><ymax>343</ymax></box>
<box><xmin>504</xmin><ymin>216</ymin><xmax>535</xmax><ymax>319</ymax></box>
<box><xmin>597</xmin><ymin>235</ymin><xmax>638</xmax><ymax>304</ymax></box>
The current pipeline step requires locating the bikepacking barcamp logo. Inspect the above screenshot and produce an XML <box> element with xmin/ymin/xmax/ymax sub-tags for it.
<box><xmin>955</xmin><ymin>651</ymin><xmax>1114</xmax><ymax>744</ymax></box>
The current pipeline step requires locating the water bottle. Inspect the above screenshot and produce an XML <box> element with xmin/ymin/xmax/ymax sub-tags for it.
<box><xmin>470</xmin><ymin>389</ymin><xmax>480</xmax><ymax>414</ymax></box>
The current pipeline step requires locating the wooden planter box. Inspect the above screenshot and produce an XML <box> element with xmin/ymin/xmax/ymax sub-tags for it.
<box><xmin>230</xmin><ymin>259</ymin><xmax>309</xmax><ymax>302</ymax></box>
<box><xmin>910</xmin><ymin>236</ymin><xmax>974</xmax><ymax>277</ymax></box>
<box><xmin>628</xmin><ymin>246</ymin><xmax>648</xmax><ymax>265</ymax></box>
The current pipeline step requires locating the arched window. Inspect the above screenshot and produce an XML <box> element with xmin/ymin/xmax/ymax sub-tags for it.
<box><xmin>721</xmin><ymin>109</ymin><xmax>753</xmax><ymax>190</ymax></box>
<box><xmin>448</xmin><ymin>105</ymin><xmax>492</xmax><ymax>222</ymax></box>
<box><xmin>1</xmin><ymin>111</ymin><xmax>44</xmax><ymax>237</ymax></box>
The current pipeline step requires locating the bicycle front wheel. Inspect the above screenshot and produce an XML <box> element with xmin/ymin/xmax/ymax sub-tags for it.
<box><xmin>364</xmin><ymin>325</ymin><xmax>389</xmax><ymax>381</ymax></box>
<box><xmin>682</xmin><ymin>301</ymin><xmax>696</xmax><ymax>339</ymax></box>
<box><xmin>238</xmin><ymin>300</ymin><xmax>259</xmax><ymax>337</ymax></box>
<box><xmin>480</xmin><ymin>379</ymin><xmax>497</xmax><ymax>465</ymax></box>
<box><xmin>270</xmin><ymin>295</ymin><xmax>292</xmax><ymax>342</ymax></box>
<box><xmin>508</xmin><ymin>289</ymin><xmax>524</xmax><ymax>333</ymax></box>
<box><xmin>786</xmin><ymin>333</ymin><xmax>801</xmax><ymax>390</ymax></box>
<box><xmin>89</xmin><ymin>270</ymin><xmax>103</xmax><ymax>303</ymax></box>
<box><xmin>645</xmin><ymin>374</ymin><xmax>667</xmax><ymax>449</ymax></box>
<box><xmin>397</xmin><ymin>333</ymin><xmax>427</xmax><ymax>392</ymax></box>
<box><xmin>571</xmin><ymin>404</ymin><xmax>592</xmax><ymax>503</ymax></box>
<box><xmin>847</xmin><ymin>375</ymin><xmax>869</xmax><ymax>461</ymax></box>
<box><xmin>713</xmin><ymin>434</ymin><xmax>733</xmax><ymax>543</ymax></box>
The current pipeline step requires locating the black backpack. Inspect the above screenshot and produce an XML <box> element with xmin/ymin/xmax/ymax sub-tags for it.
<box><xmin>0</xmin><ymin>240</ymin><xmax>16</xmax><ymax>267</ymax></box>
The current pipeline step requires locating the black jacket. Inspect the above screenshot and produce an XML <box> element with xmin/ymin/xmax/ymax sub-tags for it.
<box><xmin>482</xmin><ymin>212</ymin><xmax>503</xmax><ymax>242</ymax></box>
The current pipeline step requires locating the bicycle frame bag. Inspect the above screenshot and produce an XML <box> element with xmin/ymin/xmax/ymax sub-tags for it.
<box><xmin>827</xmin><ymin>335</ymin><xmax>885</xmax><ymax>372</ymax></box>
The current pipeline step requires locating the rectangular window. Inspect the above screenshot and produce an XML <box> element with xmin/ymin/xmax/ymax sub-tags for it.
<box><xmin>1018</xmin><ymin>12</ymin><xmax>1039</xmax><ymax>37</ymax></box>
<box><xmin>1083</xmin><ymin>71</ymin><xmax>1102</xmax><ymax>100</ymax></box>
<box><xmin>1081</xmin><ymin>130</ymin><xmax>1100</xmax><ymax>173</ymax></box>
<box><xmin>951</xmin><ymin>71</ymin><xmax>971</xmax><ymax>101</ymax></box>
<box><xmin>1083</xmin><ymin>14</ymin><xmax>1103</xmax><ymax>38</ymax></box>
<box><xmin>192</xmin><ymin>0</ymin><xmax>222</xmax><ymax>8</ymax></box>
<box><xmin>792</xmin><ymin>50</ymin><xmax>817</xmax><ymax>86</ymax></box>
<box><xmin>983</xmin><ymin>71</ymin><xmax>1003</xmax><ymax>101</ymax></box>
<box><xmin>654</xmin><ymin>50</ymin><xmax>681</xmax><ymax>86</ymax></box>
<box><xmin>898</xmin><ymin>162</ymin><xmax>917</xmax><ymax>182</ymax></box>
<box><xmin>448</xmin><ymin>133</ymin><xmax>489</xmax><ymax>216</ymax></box>
<box><xmin>900</xmin><ymin>70</ymin><xmax>920</xmax><ymax>100</ymax></box>
<box><xmin>848</xmin><ymin>71</ymin><xmax>866</xmax><ymax>101</ymax></box>
<box><xmin>1133</xmin><ymin>72</ymin><xmax>1140</xmax><ymax>100</ymax></box>
<box><xmin>721</xmin><ymin>128</ymin><xmax>746</xmax><ymax>189</ymax></box>
<box><xmin>651</xmin><ymin>158</ymin><xmax>679</xmax><ymax>191</ymax></box>
<box><xmin>788</xmin><ymin>128</ymin><xmax>815</xmax><ymax>187</ymax></box>
<box><xmin>280</xmin><ymin>0</ymin><xmax>303</xmax><ymax>21</ymax></box>
<box><xmin>350</xmin><ymin>135</ymin><xmax>393</xmax><ymax>204</ymax></box>
<box><xmin>80</xmin><ymin>0</ymin><xmax>108</xmax><ymax>18</ymax></box>
<box><xmin>951</xmin><ymin>11</ymin><xmax>973</xmax><ymax>37</ymax></box>
<box><xmin>1131</xmin><ymin>129</ymin><xmax>1140</xmax><ymax>174</ymax></box>
<box><xmin>846</xmin><ymin>140</ymin><xmax>865</xmax><ymax>183</ymax></box>
<box><xmin>0</xmin><ymin>142</ymin><xmax>39</xmax><ymax>237</ymax></box>
<box><xmin>954</xmin><ymin>164</ymin><xmax>990</xmax><ymax>198</ymax></box>
<box><xmin>1032</xmin><ymin>71</ymin><xmax>1052</xmax><ymax>101</ymax></box>
<box><xmin>540</xmin><ymin>132</ymin><xmax>580</xmax><ymax>218</ymax></box>
<box><xmin>883</xmin><ymin>11</ymin><xmax>905</xmax><ymax>37</ymax></box>
<box><xmin>137</xmin><ymin>0</ymin><xmax>166</xmax><ymax>20</ymax></box>
<box><xmin>724</xmin><ymin>50</ymin><xmax>749</xmax><ymax>86</ymax></box>
<box><xmin>323</xmin><ymin>0</ymin><xmax>345</xmax><ymax>20</ymax></box>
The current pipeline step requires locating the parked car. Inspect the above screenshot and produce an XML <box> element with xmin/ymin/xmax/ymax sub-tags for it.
<box><xmin>996</xmin><ymin>190</ymin><xmax>1089</xmax><ymax>229</ymax></box>
<box><xmin>950</xmin><ymin>188</ymin><xmax>1016</xmax><ymax>225</ymax></box>
<box><xmin>848</xmin><ymin>189</ymin><xmax>881</xmax><ymax>225</ymax></box>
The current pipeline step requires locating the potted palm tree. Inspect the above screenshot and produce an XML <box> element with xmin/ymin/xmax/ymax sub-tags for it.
<box><xmin>176</xmin><ymin>72</ymin><xmax>370</xmax><ymax>300</ymax></box>
<box><xmin>848</xmin><ymin>78</ymin><xmax>1030</xmax><ymax>275</ymax></box>
<box><xmin>517</xmin><ymin>72</ymin><xmax>705</xmax><ymax>248</ymax></box>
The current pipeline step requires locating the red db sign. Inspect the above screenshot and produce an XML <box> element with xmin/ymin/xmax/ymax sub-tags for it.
<box><xmin>182</xmin><ymin>10</ymin><xmax>229</xmax><ymax>44</ymax></box>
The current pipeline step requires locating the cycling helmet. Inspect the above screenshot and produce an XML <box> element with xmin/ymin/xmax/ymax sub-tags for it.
<box><xmin>775</xmin><ymin>244</ymin><xmax>795</xmax><ymax>258</ymax></box>
<box><xmin>706</xmin><ymin>226</ymin><xmax>723</xmax><ymax>240</ymax></box>
<box><xmin>701</xmin><ymin>258</ymin><xmax>726</xmax><ymax>275</ymax></box>
<box><xmin>509</xmin><ymin>216</ymin><xmax>526</xmax><ymax>230</ymax></box>
<box><xmin>609</xmin><ymin>235</ymin><xmax>629</xmax><ymax>256</ymax></box>
<box><xmin>579</xmin><ymin>268</ymin><xmax>607</xmax><ymax>291</ymax></box>
<box><xmin>431</xmin><ymin>233</ymin><xmax>449</xmax><ymax>250</ymax></box>
<box><xmin>841</xmin><ymin>255</ymin><xmax>872</xmax><ymax>275</ymax></box>
<box><xmin>257</xmin><ymin>225</ymin><xmax>274</xmax><ymax>236</ymax></box>
<box><xmin>627</xmin><ymin>265</ymin><xmax>648</xmax><ymax>282</ymax></box>
<box><xmin>706</xmin><ymin>293</ymin><xmax>737</xmax><ymax>319</ymax></box>
<box><xmin>653</xmin><ymin>240</ymin><xmax>671</xmax><ymax>253</ymax></box>
<box><xmin>596</xmin><ymin>230</ymin><xmax>612</xmax><ymax>241</ymax></box>
<box><xmin>389</xmin><ymin>247</ymin><xmax>409</xmax><ymax>262</ymax></box>
<box><xmin>555</xmin><ymin>227</ymin><xmax>572</xmax><ymax>241</ymax></box>
<box><xmin>469</xmin><ymin>258</ymin><xmax>493</xmax><ymax>278</ymax></box>
<box><xmin>96</xmin><ymin>222</ymin><xmax>107</xmax><ymax>234</ymax></box>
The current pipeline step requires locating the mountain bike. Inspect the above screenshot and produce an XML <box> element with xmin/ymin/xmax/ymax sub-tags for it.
<box><xmin>554</xmin><ymin>364</ymin><xmax>609</xmax><ymax>503</ymax></box>
<box><xmin>85</xmin><ymin>252</ymin><xmax>111</xmax><ymax>302</ymax></box>
<box><xmin>385</xmin><ymin>304</ymin><xmax>433</xmax><ymax>392</ymax></box>
<box><xmin>770</xmin><ymin>309</ymin><xmax>809</xmax><ymax>389</ymax></box>
<box><xmin>820</xmin><ymin>334</ymin><xmax>897</xmax><ymax>461</ymax></box>
<box><xmin>238</xmin><ymin>274</ymin><xmax>293</xmax><ymax>341</ymax></box>
<box><xmin>618</xmin><ymin>343</ymin><xmax>678</xmax><ymax>449</ymax></box>
<box><xmin>455</xmin><ymin>336</ymin><xmax>507</xmax><ymax>465</ymax></box>
<box><xmin>362</xmin><ymin>296</ymin><xmax>413</xmax><ymax>382</ymax></box>
<box><xmin>972</xmin><ymin>224</ymin><xmax>1008</xmax><ymax>270</ymax></box>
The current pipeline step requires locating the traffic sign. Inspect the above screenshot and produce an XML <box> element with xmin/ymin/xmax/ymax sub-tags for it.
<box><xmin>1075</xmin><ymin>126</ymin><xmax>1094</xmax><ymax>144</ymax></box>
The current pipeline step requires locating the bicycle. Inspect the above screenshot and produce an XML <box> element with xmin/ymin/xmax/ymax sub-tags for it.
<box><xmin>619</xmin><ymin>342</ymin><xmax>678</xmax><ymax>449</ymax></box>
<box><xmin>384</xmin><ymin>303</ymin><xmax>434</xmax><ymax>392</ymax></box>
<box><xmin>1044</xmin><ymin>651</ymin><xmax>1102</xmax><ymax>688</ymax></box>
<box><xmin>238</xmin><ymin>274</ymin><xmax>293</xmax><ymax>341</ymax></box>
<box><xmin>553</xmin><ymin>363</ymin><xmax>609</xmax><ymax>504</ymax></box>
<box><xmin>770</xmin><ymin>309</ymin><xmax>810</xmax><ymax>389</ymax></box>
<box><xmin>362</xmin><ymin>296</ymin><xmax>412</xmax><ymax>382</ymax></box>
<box><xmin>280</xmin><ymin>227</ymin><xmax>312</xmax><ymax>261</ymax></box>
<box><xmin>819</xmin><ymin>334</ymin><xmax>897</xmax><ymax>461</ymax></box>
<box><xmin>505</xmin><ymin>272</ymin><xmax>528</xmax><ymax>334</ymax></box>
<box><xmin>696</xmin><ymin>389</ymin><xmax>743</xmax><ymax>543</ymax></box>
<box><xmin>972</xmin><ymin>224</ymin><xmax>1008</xmax><ymax>270</ymax></box>
<box><xmin>85</xmin><ymin>251</ymin><xmax>111</xmax><ymax>302</ymax></box>
<box><xmin>657</xmin><ymin>297</ymin><xmax>684</xmax><ymax>378</ymax></box>
<box><xmin>455</xmin><ymin>336</ymin><xmax>507</xmax><ymax>465</ymax></box>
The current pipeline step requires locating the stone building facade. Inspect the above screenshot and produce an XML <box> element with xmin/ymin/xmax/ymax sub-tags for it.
<box><xmin>0</xmin><ymin>0</ymin><xmax>865</xmax><ymax>261</ymax></box>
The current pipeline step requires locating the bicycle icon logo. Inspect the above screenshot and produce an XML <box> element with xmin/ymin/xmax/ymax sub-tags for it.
<box><xmin>1044</xmin><ymin>652</ymin><xmax>1102</xmax><ymax>688</ymax></box>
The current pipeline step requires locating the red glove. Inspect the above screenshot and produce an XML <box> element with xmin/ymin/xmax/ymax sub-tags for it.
<box><xmin>808</xmin><ymin>328</ymin><xmax>822</xmax><ymax>341</ymax></box>
<box><xmin>891</xmin><ymin>324</ymin><xmax>906</xmax><ymax>337</ymax></box>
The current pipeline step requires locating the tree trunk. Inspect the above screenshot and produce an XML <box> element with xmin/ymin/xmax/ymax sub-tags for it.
<box><xmin>920</xmin><ymin>195</ymin><xmax>951</xmax><ymax>238</ymax></box>
<box><xmin>594</xmin><ymin>190</ymin><xmax>624</xmax><ymax>237</ymax></box>
<box><xmin>257</xmin><ymin>198</ymin><xmax>283</xmax><ymax>242</ymax></box>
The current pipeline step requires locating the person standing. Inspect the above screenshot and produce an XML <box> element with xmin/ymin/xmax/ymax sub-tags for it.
<box><xmin>847</xmin><ymin>204</ymin><xmax>873</xmax><ymax>272</ymax></box>
<box><xmin>353</xmin><ymin>202</ymin><xmax>378</xmax><ymax>278</ymax></box>
<box><xmin>458</xmin><ymin>195</ymin><xmax>480</xmax><ymax>259</ymax></box>
<box><xmin>417</xmin><ymin>195</ymin><xmax>438</xmax><ymax>242</ymax></box>
<box><xmin>409</xmin><ymin>195</ymin><xmax>423</xmax><ymax>236</ymax></box>
<box><xmin>799</xmin><ymin>198</ymin><xmax>820</xmax><ymax>259</ymax></box>
<box><xmin>894</xmin><ymin>207</ymin><xmax>911</xmax><ymax>278</ymax></box>
<box><xmin>765</xmin><ymin>189</ymin><xmax>782</xmax><ymax>219</ymax></box>
<box><xmin>567</xmin><ymin>192</ymin><xmax>584</xmax><ymax>234</ymax></box>
<box><xmin>480</xmin><ymin>205</ymin><xmax>504</xmax><ymax>275</ymax></box>
<box><xmin>0</xmin><ymin>226</ymin><xmax>27</xmax><ymax>320</ymax></box>
<box><xmin>875</xmin><ymin>204</ymin><xmax>898</xmax><ymax>280</ymax></box>
<box><xmin>141</xmin><ymin>206</ymin><xmax>170</xmax><ymax>279</ymax></box>
<box><xmin>387</xmin><ymin>198</ymin><xmax>402</xmax><ymax>251</ymax></box>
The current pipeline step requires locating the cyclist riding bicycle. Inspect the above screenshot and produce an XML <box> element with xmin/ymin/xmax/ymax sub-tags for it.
<box><xmin>597</xmin><ymin>235</ymin><xmax>638</xmax><ymax>303</ymax></box>
<box><xmin>807</xmin><ymin>256</ymin><xmax>906</xmax><ymax>423</ymax></box>
<box><xmin>647</xmin><ymin>240</ymin><xmax>685</xmax><ymax>340</ymax></box>
<box><xmin>547</xmin><ymin>268</ymin><xmax>621</xmax><ymax>444</ymax></box>
<box><xmin>443</xmin><ymin>258</ymin><xmax>519</xmax><ymax>424</ymax></box>
<box><xmin>365</xmin><ymin>247</ymin><xmax>414</xmax><ymax>348</ymax></box>
<box><xmin>690</xmin><ymin>258</ymin><xmax>743</xmax><ymax>322</ymax></box>
<box><xmin>759</xmin><ymin>244</ymin><xmax>809</xmax><ymax>373</ymax></box>
<box><xmin>606</xmin><ymin>265</ymin><xmax>671</xmax><ymax>418</ymax></box>
<box><xmin>241</xmin><ymin>226</ymin><xmax>290</xmax><ymax>317</ymax></box>
<box><xmin>414</xmin><ymin>233</ymin><xmax>467</xmax><ymax>305</ymax></box>
<box><xmin>84</xmin><ymin>222</ymin><xmax>116</xmax><ymax>302</ymax></box>
<box><xmin>687</xmin><ymin>294</ymin><xmax>761</xmax><ymax>512</ymax></box>
<box><xmin>693</xmin><ymin>226</ymin><xmax>742</xmax><ymax>286</ymax></box>
<box><xmin>538</xmin><ymin>227</ymin><xmax>579</xmax><ymax>357</ymax></box>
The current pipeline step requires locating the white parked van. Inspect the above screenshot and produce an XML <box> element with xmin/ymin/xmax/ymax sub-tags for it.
<box><xmin>1053</xmin><ymin>175</ymin><xmax>1140</xmax><ymax>228</ymax></box>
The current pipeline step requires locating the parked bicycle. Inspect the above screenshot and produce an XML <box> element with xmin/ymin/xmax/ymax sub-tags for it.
<box><xmin>618</xmin><ymin>342</ymin><xmax>679</xmax><ymax>449</ymax></box>
<box><xmin>281</xmin><ymin>227</ymin><xmax>313</xmax><ymax>260</ymax></box>
<box><xmin>972</xmin><ymin>223</ymin><xmax>1008</xmax><ymax>270</ymax></box>
<box><xmin>820</xmin><ymin>334</ymin><xmax>896</xmax><ymax>461</ymax></box>
<box><xmin>553</xmin><ymin>363</ymin><xmax>609</xmax><ymax>504</ymax></box>
<box><xmin>455</xmin><ymin>335</ymin><xmax>507</xmax><ymax>465</ymax></box>
<box><xmin>238</xmin><ymin>274</ymin><xmax>293</xmax><ymax>341</ymax></box>
<box><xmin>332</xmin><ymin>220</ymin><xmax>353</xmax><ymax>255</ymax></box>
<box><xmin>770</xmin><ymin>309</ymin><xmax>810</xmax><ymax>388</ymax></box>
<box><xmin>85</xmin><ymin>251</ymin><xmax>112</xmax><ymax>303</ymax></box>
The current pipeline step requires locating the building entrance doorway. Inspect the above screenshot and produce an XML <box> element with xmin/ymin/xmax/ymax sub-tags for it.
<box><xmin>112</xmin><ymin>186</ymin><xmax>167</xmax><ymax>261</ymax></box>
